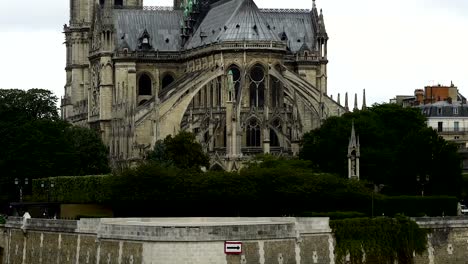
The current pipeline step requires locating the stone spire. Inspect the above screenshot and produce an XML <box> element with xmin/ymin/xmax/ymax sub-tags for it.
<box><xmin>345</xmin><ymin>92</ymin><xmax>349</xmax><ymax>111</ymax></box>
<box><xmin>354</xmin><ymin>93</ymin><xmax>358</xmax><ymax>111</ymax></box>
<box><xmin>348</xmin><ymin>121</ymin><xmax>360</xmax><ymax>180</ymax></box>
<box><xmin>337</xmin><ymin>93</ymin><xmax>341</xmax><ymax>105</ymax></box>
<box><xmin>318</xmin><ymin>9</ymin><xmax>327</xmax><ymax>34</ymax></box>
<box><xmin>362</xmin><ymin>89</ymin><xmax>367</xmax><ymax>110</ymax></box>
<box><xmin>312</xmin><ymin>0</ymin><xmax>316</xmax><ymax>9</ymax></box>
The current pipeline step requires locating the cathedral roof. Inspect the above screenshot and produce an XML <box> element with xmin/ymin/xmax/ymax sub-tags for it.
<box><xmin>114</xmin><ymin>9</ymin><xmax>183</xmax><ymax>51</ymax></box>
<box><xmin>186</xmin><ymin>0</ymin><xmax>281</xmax><ymax>49</ymax></box>
<box><xmin>260</xmin><ymin>10</ymin><xmax>315</xmax><ymax>52</ymax></box>
<box><xmin>112</xmin><ymin>1</ymin><xmax>317</xmax><ymax>53</ymax></box>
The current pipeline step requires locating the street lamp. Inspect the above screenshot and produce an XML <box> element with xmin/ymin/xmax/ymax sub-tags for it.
<box><xmin>40</xmin><ymin>180</ymin><xmax>55</xmax><ymax>202</ymax></box>
<box><xmin>14</xmin><ymin>177</ymin><xmax>29</xmax><ymax>202</ymax></box>
<box><xmin>41</xmin><ymin>180</ymin><xmax>55</xmax><ymax>218</ymax></box>
<box><xmin>416</xmin><ymin>174</ymin><xmax>430</xmax><ymax>197</ymax></box>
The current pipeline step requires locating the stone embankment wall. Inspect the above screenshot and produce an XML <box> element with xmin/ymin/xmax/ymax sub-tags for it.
<box><xmin>2</xmin><ymin>216</ymin><xmax>468</xmax><ymax>264</ymax></box>
<box><xmin>413</xmin><ymin>217</ymin><xmax>468</xmax><ymax>264</ymax></box>
<box><xmin>0</xmin><ymin>217</ymin><xmax>334</xmax><ymax>264</ymax></box>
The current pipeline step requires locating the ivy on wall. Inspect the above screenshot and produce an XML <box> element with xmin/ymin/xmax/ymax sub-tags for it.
<box><xmin>331</xmin><ymin>216</ymin><xmax>427</xmax><ymax>264</ymax></box>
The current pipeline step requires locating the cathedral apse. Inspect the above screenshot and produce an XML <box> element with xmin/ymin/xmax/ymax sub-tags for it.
<box><xmin>62</xmin><ymin>0</ymin><xmax>345</xmax><ymax>170</ymax></box>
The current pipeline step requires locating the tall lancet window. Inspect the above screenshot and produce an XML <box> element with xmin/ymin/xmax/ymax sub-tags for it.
<box><xmin>249</xmin><ymin>64</ymin><xmax>265</xmax><ymax>108</ymax></box>
<box><xmin>246</xmin><ymin>119</ymin><xmax>261</xmax><ymax>147</ymax></box>
<box><xmin>227</xmin><ymin>65</ymin><xmax>241</xmax><ymax>102</ymax></box>
<box><xmin>138</xmin><ymin>74</ymin><xmax>152</xmax><ymax>96</ymax></box>
<box><xmin>270</xmin><ymin>76</ymin><xmax>281</xmax><ymax>108</ymax></box>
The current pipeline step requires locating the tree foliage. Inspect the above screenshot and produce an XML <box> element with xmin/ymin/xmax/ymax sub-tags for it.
<box><xmin>331</xmin><ymin>216</ymin><xmax>427</xmax><ymax>264</ymax></box>
<box><xmin>30</xmin><ymin>157</ymin><xmax>457</xmax><ymax>217</ymax></box>
<box><xmin>147</xmin><ymin>131</ymin><xmax>210</xmax><ymax>170</ymax></box>
<box><xmin>0</xmin><ymin>89</ymin><xmax>109</xmax><ymax>205</ymax></box>
<box><xmin>300</xmin><ymin>104</ymin><xmax>462</xmax><ymax>196</ymax></box>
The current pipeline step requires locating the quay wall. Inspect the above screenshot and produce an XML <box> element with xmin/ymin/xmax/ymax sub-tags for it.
<box><xmin>0</xmin><ymin>217</ymin><xmax>334</xmax><ymax>264</ymax></box>
<box><xmin>1</xmin><ymin>217</ymin><xmax>468</xmax><ymax>263</ymax></box>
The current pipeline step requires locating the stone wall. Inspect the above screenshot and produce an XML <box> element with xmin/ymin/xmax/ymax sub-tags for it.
<box><xmin>5</xmin><ymin>216</ymin><xmax>467</xmax><ymax>263</ymax></box>
<box><xmin>0</xmin><ymin>217</ymin><xmax>334</xmax><ymax>264</ymax></box>
<box><xmin>413</xmin><ymin>217</ymin><xmax>468</xmax><ymax>264</ymax></box>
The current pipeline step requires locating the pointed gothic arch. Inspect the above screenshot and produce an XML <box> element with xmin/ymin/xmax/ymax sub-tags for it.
<box><xmin>270</xmin><ymin>76</ymin><xmax>281</xmax><ymax>108</ymax></box>
<box><xmin>138</xmin><ymin>74</ymin><xmax>152</xmax><ymax>96</ymax></box>
<box><xmin>248</xmin><ymin>64</ymin><xmax>266</xmax><ymax>108</ymax></box>
<box><xmin>161</xmin><ymin>73</ymin><xmax>175</xmax><ymax>89</ymax></box>
<box><xmin>269</xmin><ymin>118</ymin><xmax>283</xmax><ymax>147</ymax></box>
<box><xmin>246</xmin><ymin>118</ymin><xmax>261</xmax><ymax>147</ymax></box>
<box><xmin>210</xmin><ymin>163</ymin><xmax>225</xmax><ymax>171</ymax></box>
<box><xmin>226</xmin><ymin>64</ymin><xmax>241</xmax><ymax>102</ymax></box>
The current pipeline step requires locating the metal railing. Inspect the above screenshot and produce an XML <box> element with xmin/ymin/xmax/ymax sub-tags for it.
<box><xmin>435</xmin><ymin>127</ymin><xmax>468</xmax><ymax>134</ymax></box>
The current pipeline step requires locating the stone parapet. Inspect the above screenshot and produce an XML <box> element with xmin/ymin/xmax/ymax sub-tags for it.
<box><xmin>5</xmin><ymin>217</ymin><xmax>78</xmax><ymax>233</ymax></box>
<box><xmin>413</xmin><ymin>216</ymin><xmax>468</xmax><ymax>228</ymax></box>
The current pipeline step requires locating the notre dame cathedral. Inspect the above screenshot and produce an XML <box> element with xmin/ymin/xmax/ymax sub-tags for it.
<box><xmin>61</xmin><ymin>0</ymin><xmax>345</xmax><ymax>170</ymax></box>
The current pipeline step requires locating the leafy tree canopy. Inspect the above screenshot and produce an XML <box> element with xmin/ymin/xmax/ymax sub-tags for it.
<box><xmin>300</xmin><ymin>103</ymin><xmax>462</xmax><ymax>196</ymax></box>
<box><xmin>0</xmin><ymin>89</ymin><xmax>109</xmax><ymax>204</ymax></box>
<box><xmin>0</xmin><ymin>88</ymin><xmax>59</xmax><ymax>121</ymax></box>
<box><xmin>147</xmin><ymin>131</ymin><xmax>210</xmax><ymax>170</ymax></box>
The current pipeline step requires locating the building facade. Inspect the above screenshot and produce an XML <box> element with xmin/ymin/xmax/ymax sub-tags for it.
<box><xmin>391</xmin><ymin>83</ymin><xmax>468</xmax><ymax>170</ymax></box>
<box><xmin>62</xmin><ymin>0</ymin><xmax>345</xmax><ymax>170</ymax></box>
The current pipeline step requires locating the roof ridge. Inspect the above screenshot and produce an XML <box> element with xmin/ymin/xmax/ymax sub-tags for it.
<box><xmin>143</xmin><ymin>6</ymin><xmax>175</xmax><ymax>11</ymax></box>
<box><xmin>259</xmin><ymin>8</ymin><xmax>310</xmax><ymax>13</ymax></box>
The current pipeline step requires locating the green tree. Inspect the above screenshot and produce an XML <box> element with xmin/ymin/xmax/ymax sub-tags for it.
<box><xmin>0</xmin><ymin>89</ymin><xmax>109</xmax><ymax>206</ymax></box>
<box><xmin>0</xmin><ymin>89</ymin><xmax>59</xmax><ymax>121</ymax></box>
<box><xmin>147</xmin><ymin>131</ymin><xmax>210</xmax><ymax>170</ymax></box>
<box><xmin>300</xmin><ymin>104</ymin><xmax>461</xmax><ymax>196</ymax></box>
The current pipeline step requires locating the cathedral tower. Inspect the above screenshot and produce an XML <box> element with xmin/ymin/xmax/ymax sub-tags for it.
<box><xmin>62</xmin><ymin>0</ymin><xmax>97</xmax><ymax>121</ymax></box>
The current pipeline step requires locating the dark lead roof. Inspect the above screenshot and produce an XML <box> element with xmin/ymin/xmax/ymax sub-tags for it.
<box><xmin>114</xmin><ymin>9</ymin><xmax>183</xmax><ymax>51</ymax></box>
<box><xmin>261</xmin><ymin>10</ymin><xmax>315</xmax><ymax>52</ymax></box>
<box><xmin>113</xmin><ymin>0</ymin><xmax>315</xmax><ymax>53</ymax></box>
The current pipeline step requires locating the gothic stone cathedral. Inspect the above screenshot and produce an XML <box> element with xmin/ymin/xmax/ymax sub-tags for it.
<box><xmin>62</xmin><ymin>0</ymin><xmax>345</xmax><ymax>170</ymax></box>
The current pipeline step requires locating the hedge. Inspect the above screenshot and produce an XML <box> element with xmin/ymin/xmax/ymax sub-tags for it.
<box><xmin>32</xmin><ymin>175</ymin><xmax>112</xmax><ymax>204</ymax></box>
<box><xmin>373</xmin><ymin>195</ymin><xmax>457</xmax><ymax>217</ymax></box>
<box><xmin>29</xmin><ymin>164</ymin><xmax>458</xmax><ymax>217</ymax></box>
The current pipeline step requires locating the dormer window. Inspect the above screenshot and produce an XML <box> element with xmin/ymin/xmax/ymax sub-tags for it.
<box><xmin>138</xmin><ymin>29</ymin><xmax>152</xmax><ymax>50</ymax></box>
<box><xmin>279</xmin><ymin>32</ymin><xmax>288</xmax><ymax>41</ymax></box>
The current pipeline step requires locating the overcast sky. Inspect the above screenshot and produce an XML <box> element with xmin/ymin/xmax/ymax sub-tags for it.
<box><xmin>0</xmin><ymin>0</ymin><xmax>467</xmax><ymax>106</ymax></box>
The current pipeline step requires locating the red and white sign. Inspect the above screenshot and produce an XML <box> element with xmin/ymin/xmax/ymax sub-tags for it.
<box><xmin>224</xmin><ymin>241</ymin><xmax>242</xmax><ymax>254</ymax></box>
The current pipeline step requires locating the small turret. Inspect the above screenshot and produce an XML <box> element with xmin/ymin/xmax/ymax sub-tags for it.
<box><xmin>353</xmin><ymin>93</ymin><xmax>358</xmax><ymax>111</ymax></box>
<box><xmin>311</xmin><ymin>0</ymin><xmax>328</xmax><ymax>58</ymax></box>
<box><xmin>345</xmin><ymin>92</ymin><xmax>349</xmax><ymax>111</ymax></box>
<box><xmin>348</xmin><ymin>121</ymin><xmax>360</xmax><ymax>180</ymax></box>
<box><xmin>362</xmin><ymin>89</ymin><xmax>367</xmax><ymax>110</ymax></box>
